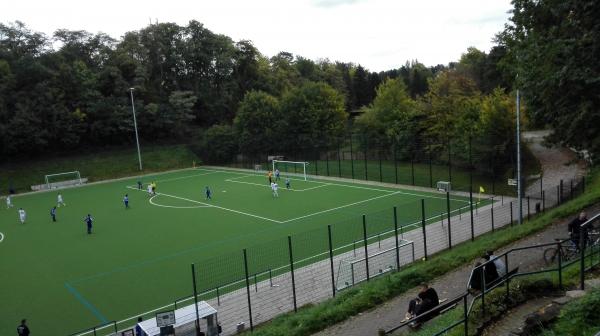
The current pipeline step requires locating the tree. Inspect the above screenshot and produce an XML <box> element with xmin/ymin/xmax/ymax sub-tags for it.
<box><xmin>168</xmin><ymin>90</ymin><xmax>197</xmax><ymax>136</ymax></box>
<box><xmin>193</xmin><ymin>124</ymin><xmax>238</xmax><ymax>164</ymax></box>
<box><xmin>279</xmin><ymin>82</ymin><xmax>347</xmax><ymax>152</ymax></box>
<box><xmin>355</xmin><ymin>78</ymin><xmax>419</xmax><ymax>149</ymax></box>
<box><xmin>233</xmin><ymin>91</ymin><xmax>279</xmax><ymax>156</ymax></box>
<box><xmin>498</xmin><ymin>0</ymin><xmax>600</xmax><ymax>158</ymax></box>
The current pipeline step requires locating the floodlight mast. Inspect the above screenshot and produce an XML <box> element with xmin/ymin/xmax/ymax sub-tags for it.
<box><xmin>129</xmin><ymin>88</ymin><xmax>143</xmax><ymax>171</ymax></box>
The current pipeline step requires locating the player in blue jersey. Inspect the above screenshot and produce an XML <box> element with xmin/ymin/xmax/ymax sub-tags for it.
<box><xmin>205</xmin><ymin>186</ymin><xmax>212</xmax><ymax>200</ymax></box>
<box><xmin>123</xmin><ymin>194</ymin><xmax>129</xmax><ymax>209</ymax></box>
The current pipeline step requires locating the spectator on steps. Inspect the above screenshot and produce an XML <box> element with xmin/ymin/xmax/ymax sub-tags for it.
<box><xmin>468</xmin><ymin>261</ymin><xmax>483</xmax><ymax>293</ymax></box>
<box><xmin>569</xmin><ymin>211</ymin><xmax>589</xmax><ymax>250</ymax></box>
<box><xmin>405</xmin><ymin>283</ymin><xmax>439</xmax><ymax>322</ymax></box>
<box><xmin>482</xmin><ymin>255</ymin><xmax>500</xmax><ymax>284</ymax></box>
<box><xmin>486</xmin><ymin>251</ymin><xmax>506</xmax><ymax>277</ymax></box>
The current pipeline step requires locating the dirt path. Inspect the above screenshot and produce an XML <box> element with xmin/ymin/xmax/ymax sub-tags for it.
<box><xmin>313</xmin><ymin>131</ymin><xmax>589</xmax><ymax>336</ymax></box>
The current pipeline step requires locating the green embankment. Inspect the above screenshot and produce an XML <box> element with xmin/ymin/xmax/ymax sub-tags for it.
<box><xmin>0</xmin><ymin>145</ymin><xmax>200</xmax><ymax>193</ymax></box>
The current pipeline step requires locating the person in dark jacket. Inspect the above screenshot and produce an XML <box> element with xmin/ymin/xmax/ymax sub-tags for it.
<box><xmin>469</xmin><ymin>261</ymin><xmax>484</xmax><ymax>293</ymax></box>
<box><xmin>405</xmin><ymin>283</ymin><xmax>440</xmax><ymax>321</ymax></box>
<box><xmin>483</xmin><ymin>255</ymin><xmax>500</xmax><ymax>285</ymax></box>
<box><xmin>17</xmin><ymin>319</ymin><xmax>30</xmax><ymax>336</ymax></box>
<box><xmin>569</xmin><ymin>211</ymin><xmax>589</xmax><ymax>249</ymax></box>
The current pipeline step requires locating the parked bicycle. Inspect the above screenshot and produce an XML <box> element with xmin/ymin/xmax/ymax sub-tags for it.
<box><xmin>543</xmin><ymin>239</ymin><xmax>579</xmax><ymax>265</ymax></box>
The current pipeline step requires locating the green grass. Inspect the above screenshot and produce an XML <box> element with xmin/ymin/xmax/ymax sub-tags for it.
<box><xmin>0</xmin><ymin>166</ymin><xmax>474</xmax><ymax>336</ymax></box>
<box><xmin>541</xmin><ymin>287</ymin><xmax>600</xmax><ymax>336</ymax></box>
<box><xmin>241</xmin><ymin>169</ymin><xmax>599</xmax><ymax>336</ymax></box>
<box><xmin>0</xmin><ymin>144</ymin><xmax>200</xmax><ymax>194</ymax></box>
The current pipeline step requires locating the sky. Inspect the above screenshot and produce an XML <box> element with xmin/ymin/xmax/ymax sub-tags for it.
<box><xmin>2</xmin><ymin>0</ymin><xmax>513</xmax><ymax>72</ymax></box>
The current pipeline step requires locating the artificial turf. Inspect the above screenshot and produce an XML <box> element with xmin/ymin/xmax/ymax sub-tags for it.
<box><xmin>0</xmin><ymin>167</ymin><xmax>474</xmax><ymax>335</ymax></box>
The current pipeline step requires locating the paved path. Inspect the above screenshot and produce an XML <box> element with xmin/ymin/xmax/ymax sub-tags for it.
<box><xmin>481</xmin><ymin>297</ymin><xmax>556</xmax><ymax>336</ymax></box>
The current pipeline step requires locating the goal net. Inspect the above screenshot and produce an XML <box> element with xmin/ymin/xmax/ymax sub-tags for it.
<box><xmin>335</xmin><ymin>239</ymin><xmax>414</xmax><ymax>291</ymax></box>
<box><xmin>45</xmin><ymin>171</ymin><xmax>83</xmax><ymax>189</ymax></box>
<box><xmin>272</xmin><ymin>160</ymin><xmax>308</xmax><ymax>181</ymax></box>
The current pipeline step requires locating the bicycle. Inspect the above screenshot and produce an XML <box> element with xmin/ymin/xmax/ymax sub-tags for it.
<box><xmin>543</xmin><ymin>239</ymin><xmax>579</xmax><ymax>266</ymax></box>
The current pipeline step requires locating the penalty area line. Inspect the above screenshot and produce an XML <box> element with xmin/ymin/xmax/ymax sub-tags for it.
<box><xmin>126</xmin><ymin>186</ymin><xmax>282</xmax><ymax>223</ymax></box>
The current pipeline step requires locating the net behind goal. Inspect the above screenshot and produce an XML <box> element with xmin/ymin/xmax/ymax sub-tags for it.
<box><xmin>45</xmin><ymin>171</ymin><xmax>83</xmax><ymax>189</ymax></box>
<box><xmin>272</xmin><ymin>160</ymin><xmax>309</xmax><ymax>181</ymax></box>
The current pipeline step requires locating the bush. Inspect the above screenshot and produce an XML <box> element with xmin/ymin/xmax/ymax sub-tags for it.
<box><xmin>192</xmin><ymin>124</ymin><xmax>238</xmax><ymax>164</ymax></box>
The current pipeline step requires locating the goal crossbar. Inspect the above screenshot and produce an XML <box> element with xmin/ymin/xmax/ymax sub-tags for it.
<box><xmin>45</xmin><ymin>171</ymin><xmax>83</xmax><ymax>189</ymax></box>
<box><xmin>272</xmin><ymin>160</ymin><xmax>308</xmax><ymax>181</ymax></box>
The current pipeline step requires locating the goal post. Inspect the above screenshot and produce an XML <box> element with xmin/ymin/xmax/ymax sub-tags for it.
<box><xmin>272</xmin><ymin>160</ymin><xmax>308</xmax><ymax>181</ymax></box>
<box><xmin>45</xmin><ymin>171</ymin><xmax>83</xmax><ymax>189</ymax></box>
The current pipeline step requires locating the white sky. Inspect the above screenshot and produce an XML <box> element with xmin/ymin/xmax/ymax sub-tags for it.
<box><xmin>2</xmin><ymin>0</ymin><xmax>512</xmax><ymax>72</ymax></box>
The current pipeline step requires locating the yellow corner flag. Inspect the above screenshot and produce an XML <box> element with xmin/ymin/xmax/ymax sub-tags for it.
<box><xmin>479</xmin><ymin>186</ymin><xmax>485</xmax><ymax>193</ymax></box>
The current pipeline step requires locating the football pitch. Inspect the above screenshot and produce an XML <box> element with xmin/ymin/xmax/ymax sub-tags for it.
<box><xmin>0</xmin><ymin>167</ymin><xmax>474</xmax><ymax>335</ymax></box>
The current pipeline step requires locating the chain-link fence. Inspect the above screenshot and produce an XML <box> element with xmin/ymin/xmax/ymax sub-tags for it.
<box><xmin>68</xmin><ymin>174</ymin><xmax>585</xmax><ymax>336</ymax></box>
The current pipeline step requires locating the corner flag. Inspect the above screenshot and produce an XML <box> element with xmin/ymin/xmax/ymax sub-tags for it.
<box><xmin>479</xmin><ymin>186</ymin><xmax>485</xmax><ymax>193</ymax></box>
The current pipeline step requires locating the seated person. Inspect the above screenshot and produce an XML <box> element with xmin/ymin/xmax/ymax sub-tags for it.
<box><xmin>482</xmin><ymin>255</ymin><xmax>500</xmax><ymax>285</ymax></box>
<box><xmin>486</xmin><ymin>250</ymin><xmax>506</xmax><ymax>276</ymax></box>
<box><xmin>405</xmin><ymin>283</ymin><xmax>439</xmax><ymax>322</ymax></box>
<box><xmin>468</xmin><ymin>261</ymin><xmax>483</xmax><ymax>293</ymax></box>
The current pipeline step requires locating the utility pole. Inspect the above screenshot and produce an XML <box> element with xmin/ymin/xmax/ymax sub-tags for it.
<box><xmin>129</xmin><ymin>88</ymin><xmax>143</xmax><ymax>171</ymax></box>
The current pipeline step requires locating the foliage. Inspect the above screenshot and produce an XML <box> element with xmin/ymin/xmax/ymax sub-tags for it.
<box><xmin>542</xmin><ymin>288</ymin><xmax>600</xmax><ymax>336</ymax></box>
<box><xmin>278</xmin><ymin>82</ymin><xmax>348</xmax><ymax>152</ymax></box>
<box><xmin>193</xmin><ymin>124</ymin><xmax>238</xmax><ymax>164</ymax></box>
<box><xmin>498</xmin><ymin>0</ymin><xmax>600</xmax><ymax>159</ymax></box>
<box><xmin>233</xmin><ymin>91</ymin><xmax>280</xmax><ymax>156</ymax></box>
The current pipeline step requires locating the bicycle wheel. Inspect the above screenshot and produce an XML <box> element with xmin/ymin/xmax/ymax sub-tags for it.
<box><xmin>543</xmin><ymin>247</ymin><xmax>559</xmax><ymax>265</ymax></box>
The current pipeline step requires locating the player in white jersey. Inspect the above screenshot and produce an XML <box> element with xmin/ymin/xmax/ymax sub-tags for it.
<box><xmin>6</xmin><ymin>195</ymin><xmax>13</xmax><ymax>209</ymax></box>
<box><xmin>271</xmin><ymin>182</ymin><xmax>279</xmax><ymax>197</ymax></box>
<box><xmin>18</xmin><ymin>208</ymin><xmax>26</xmax><ymax>224</ymax></box>
<box><xmin>57</xmin><ymin>193</ymin><xmax>66</xmax><ymax>207</ymax></box>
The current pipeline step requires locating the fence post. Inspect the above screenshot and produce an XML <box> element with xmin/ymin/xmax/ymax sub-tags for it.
<box><xmin>191</xmin><ymin>264</ymin><xmax>202</xmax><ymax>336</ymax></box>
<box><xmin>362</xmin><ymin>215</ymin><xmax>370</xmax><ymax>281</ymax></box>
<box><xmin>394</xmin><ymin>146</ymin><xmax>399</xmax><ymax>184</ymax></box>
<box><xmin>448</xmin><ymin>139</ymin><xmax>452</xmax><ymax>182</ymax></box>
<box><xmin>315</xmin><ymin>150</ymin><xmax>319</xmax><ymax>176</ymax></box>
<box><xmin>481</xmin><ymin>266</ymin><xmax>486</xmax><ymax>317</ymax></box>
<box><xmin>328</xmin><ymin>225</ymin><xmax>336</xmax><ymax>297</ymax></box>
<box><xmin>558</xmin><ymin>241</ymin><xmax>563</xmax><ymax>290</ymax></box>
<box><xmin>557</xmin><ymin>185</ymin><xmax>560</xmax><ymax>205</ymax></box>
<box><xmin>350</xmin><ymin>135</ymin><xmax>355</xmax><ymax>179</ymax></box>
<box><xmin>463</xmin><ymin>295</ymin><xmax>469</xmax><ymax>336</ymax></box>
<box><xmin>394</xmin><ymin>207</ymin><xmax>400</xmax><ymax>270</ymax></box>
<box><xmin>421</xmin><ymin>199</ymin><xmax>428</xmax><ymax>260</ymax></box>
<box><xmin>411</xmin><ymin>156</ymin><xmax>415</xmax><ymax>186</ymax></box>
<box><xmin>429</xmin><ymin>150</ymin><xmax>433</xmax><ymax>188</ymax></box>
<box><xmin>580</xmin><ymin>228</ymin><xmax>585</xmax><ymax>290</ymax></box>
<box><xmin>337</xmin><ymin>144</ymin><xmax>342</xmax><ymax>178</ymax></box>
<box><xmin>469</xmin><ymin>187</ymin><xmax>475</xmax><ymax>241</ymax></box>
<box><xmin>527</xmin><ymin>196</ymin><xmax>531</xmax><ymax>221</ymax></box>
<box><xmin>326</xmin><ymin>150</ymin><xmax>330</xmax><ymax>176</ymax></box>
<box><xmin>288</xmin><ymin>236</ymin><xmax>298</xmax><ymax>312</ymax></box>
<box><xmin>542</xmin><ymin>191</ymin><xmax>546</xmax><ymax>211</ymax></box>
<box><xmin>446</xmin><ymin>192</ymin><xmax>452</xmax><ymax>248</ymax></box>
<box><xmin>560</xmin><ymin>179</ymin><xmax>564</xmax><ymax>203</ymax></box>
<box><xmin>243</xmin><ymin>249</ymin><xmax>254</xmax><ymax>331</ymax></box>
<box><xmin>379</xmin><ymin>150</ymin><xmax>383</xmax><ymax>182</ymax></box>
<box><xmin>364</xmin><ymin>143</ymin><xmax>368</xmax><ymax>181</ymax></box>
<box><xmin>491</xmin><ymin>205</ymin><xmax>495</xmax><ymax>232</ymax></box>
<box><xmin>570</xmin><ymin>179</ymin><xmax>573</xmax><ymax>200</ymax></box>
<box><xmin>504</xmin><ymin>254</ymin><xmax>509</xmax><ymax>303</ymax></box>
<box><xmin>510</xmin><ymin>201</ymin><xmax>514</xmax><ymax>226</ymax></box>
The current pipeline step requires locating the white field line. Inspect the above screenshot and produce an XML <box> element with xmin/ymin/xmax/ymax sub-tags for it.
<box><xmin>196</xmin><ymin>167</ymin><xmax>469</xmax><ymax>203</ymax></box>
<box><xmin>280</xmin><ymin>191</ymin><xmax>403</xmax><ymax>223</ymax></box>
<box><xmin>84</xmin><ymin>199</ymin><xmax>484</xmax><ymax>336</ymax></box>
<box><xmin>153</xmin><ymin>171</ymin><xmax>220</xmax><ymax>183</ymax></box>
<box><xmin>126</xmin><ymin>186</ymin><xmax>282</xmax><ymax>223</ymax></box>
<box><xmin>149</xmin><ymin>195</ymin><xmax>210</xmax><ymax>209</ymax></box>
<box><xmin>0</xmin><ymin>232</ymin><xmax>4</xmax><ymax>243</ymax></box>
<box><xmin>225</xmin><ymin>178</ymin><xmax>329</xmax><ymax>192</ymax></box>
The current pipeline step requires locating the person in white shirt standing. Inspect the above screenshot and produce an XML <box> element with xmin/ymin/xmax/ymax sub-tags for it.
<box><xmin>57</xmin><ymin>193</ymin><xmax>66</xmax><ymax>207</ymax></box>
<box><xmin>6</xmin><ymin>195</ymin><xmax>14</xmax><ymax>209</ymax></box>
<box><xmin>18</xmin><ymin>208</ymin><xmax>26</xmax><ymax>224</ymax></box>
<box><xmin>271</xmin><ymin>182</ymin><xmax>279</xmax><ymax>198</ymax></box>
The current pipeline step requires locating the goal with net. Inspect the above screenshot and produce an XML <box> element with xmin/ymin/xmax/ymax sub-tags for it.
<box><xmin>272</xmin><ymin>160</ymin><xmax>309</xmax><ymax>181</ymax></box>
<box><xmin>44</xmin><ymin>171</ymin><xmax>84</xmax><ymax>189</ymax></box>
